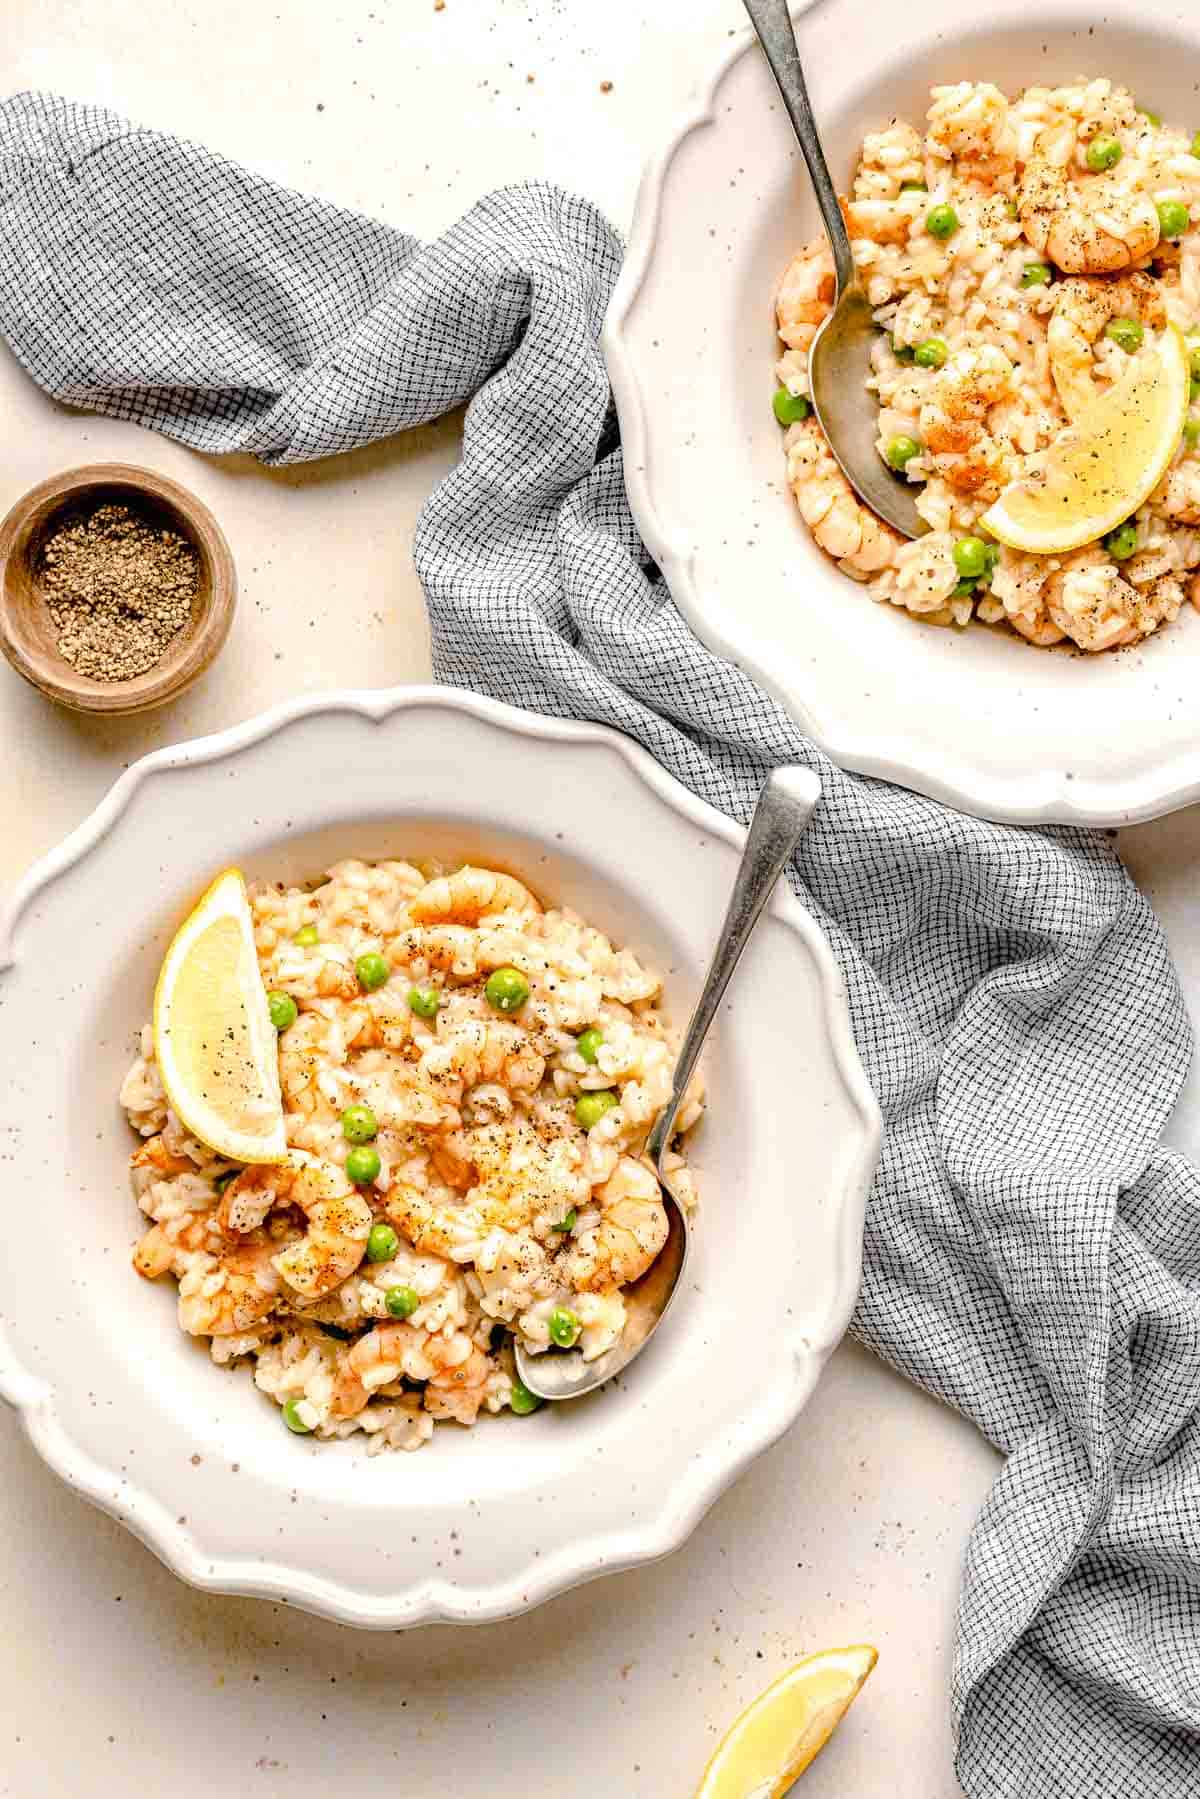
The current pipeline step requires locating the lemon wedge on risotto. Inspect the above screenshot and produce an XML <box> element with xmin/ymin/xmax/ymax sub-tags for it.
<box><xmin>153</xmin><ymin>867</ymin><xmax>287</xmax><ymax>1164</ymax></box>
<box><xmin>696</xmin><ymin>1644</ymin><xmax>878</xmax><ymax>1797</ymax></box>
<box><xmin>981</xmin><ymin>325</ymin><xmax>1189</xmax><ymax>555</ymax></box>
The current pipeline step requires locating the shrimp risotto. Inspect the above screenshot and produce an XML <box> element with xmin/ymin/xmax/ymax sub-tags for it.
<box><xmin>775</xmin><ymin>78</ymin><xmax>1200</xmax><ymax>651</ymax></box>
<box><xmin>121</xmin><ymin>861</ymin><xmax>702</xmax><ymax>1452</ymax></box>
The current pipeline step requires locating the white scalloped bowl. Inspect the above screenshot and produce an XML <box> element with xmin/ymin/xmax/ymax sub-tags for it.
<box><xmin>605</xmin><ymin>0</ymin><xmax>1200</xmax><ymax>825</ymax></box>
<box><xmin>0</xmin><ymin>688</ymin><xmax>878</xmax><ymax>1627</ymax></box>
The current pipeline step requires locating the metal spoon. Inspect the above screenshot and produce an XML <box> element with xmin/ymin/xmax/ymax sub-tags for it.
<box><xmin>513</xmin><ymin>764</ymin><xmax>822</xmax><ymax>1402</ymax></box>
<box><xmin>743</xmin><ymin>0</ymin><xmax>926</xmax><ymax>539</ymax></box>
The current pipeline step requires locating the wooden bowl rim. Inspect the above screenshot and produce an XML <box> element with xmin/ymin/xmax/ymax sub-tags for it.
<box><xmin>0</xmin><ymin>462</ymin><xmax>237</xmax><ymax>716</ymax></box>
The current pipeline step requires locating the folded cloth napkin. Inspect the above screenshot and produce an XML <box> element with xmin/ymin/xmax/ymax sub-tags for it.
<box><xmin>3</xmin><ymin>91</ymin><xmax>1199</xmax><ymax>1798</ymax></box>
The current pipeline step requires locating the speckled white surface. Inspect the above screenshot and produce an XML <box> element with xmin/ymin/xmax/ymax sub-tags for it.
<box><xmin>15</xmin><ymin>0</ymin><xmax>1192</xmax><ymax>1792</ymax></box>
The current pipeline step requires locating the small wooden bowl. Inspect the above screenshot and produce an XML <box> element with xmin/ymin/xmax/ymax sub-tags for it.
<box><xmin>0</xmin><ymin>463</ymin><xmax>236</xmax><ymax>716</ymax></box>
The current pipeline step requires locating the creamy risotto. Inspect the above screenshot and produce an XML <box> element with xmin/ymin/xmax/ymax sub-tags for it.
<box><xmin>775</xmin><ymin>78</ymin><xmax>1200</xmax><ymax>651</ymax></box>
<box><xmin>121</xmin><ymin>861</ymin><xmax>702</xmax><ymax>1452</ymax></box>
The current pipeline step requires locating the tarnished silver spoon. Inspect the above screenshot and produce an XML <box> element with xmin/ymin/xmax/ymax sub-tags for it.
<box><xmin>513</xmin><ymin>765</ymin><xmax>822</xmax><ymax>1403</ymax></box>
<box><xmin>743</xmin><ymin>0</ymin><xmax>926</xmax><ymax>539</ymax></box>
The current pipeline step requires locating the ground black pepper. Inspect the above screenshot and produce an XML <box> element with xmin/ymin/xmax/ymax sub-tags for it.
<box><xmin>39</xmin><ymin>501</ymin><xmax>199</xmax><ymax>681</ymax></box>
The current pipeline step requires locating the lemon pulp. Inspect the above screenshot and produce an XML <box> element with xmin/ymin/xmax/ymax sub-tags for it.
<box><xmin>981</xmin><ymin>326</ymin><xmax>1189</xmax><ymax>555</ymax></box>
<box><xmin>696</xmin><ymin>1644</ymin><xmax>878</xmax><ymax>1797</ymax></box>
<box><xmin>153</xmin><ymin>867</ymin><xmax>286</xmax><ymax>1164</ymax></box>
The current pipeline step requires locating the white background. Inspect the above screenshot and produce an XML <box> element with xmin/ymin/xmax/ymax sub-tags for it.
<box><xmin>3</xmin><ymin>3</ymin><xmax>1194</xmax><ymax>1793</ymax></box>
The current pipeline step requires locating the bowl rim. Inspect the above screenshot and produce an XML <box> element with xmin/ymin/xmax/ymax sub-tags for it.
<box><xmin>0</xmin><ymin>683</ymin><xmax>881</xmax><ymax>1626</ymax></box>
<box><xmin>601</xmin><ymin>2</ymin><xmax>1200</xmax><ymax>827</ymax></box>
<box><xmin>0</xmin><ymin>461</ymin><xmax>237</xmax><ymax>717</ymax></box>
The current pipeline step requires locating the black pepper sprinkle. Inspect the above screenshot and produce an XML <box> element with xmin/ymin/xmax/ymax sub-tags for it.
<box><xmin>39</xmin><ymin>501</ymin><xmax>198</xmax><ymax>681</ymax></box>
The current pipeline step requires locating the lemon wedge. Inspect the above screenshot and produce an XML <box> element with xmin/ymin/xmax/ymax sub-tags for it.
<box><xmin>153</xmin><ymin>867</ymin><xmax>286</xmax><ymax>1164</ymax></box>
<box><xmin>981</xmin><ymin>325</ymin><xmax>1189</xmax><ymax>555</ymax></box>
<box><xmin>696</xmin><ymin>1644</ymin><xmax>878</xmax><ymax>1797</ymax></box>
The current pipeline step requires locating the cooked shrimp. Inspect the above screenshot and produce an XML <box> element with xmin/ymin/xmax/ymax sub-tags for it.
<box><xmin>776</xmin><ymin>238</ymin><xmax>835</xmax><ymax>351</ymax></box>
<box><xmin>430</xmin><ymin>1133</ymin><xmax>476</xmax><ymax>1191</ymax></box>
<box><xmin>130</xmin><ymin>1134</ymin><xmax>198</xmax><ymax>1189</ymax></box>
<box><xmin>1019</xmin><ymin>124</ymin><xmax>1160</xmax><ymax>273</ymax></box>
<box><xmin>331</xmin><ymin>1322</ymin><xmax>415</xmax><ymax>1417</ymax></box>
<box><xmin>408</xmin><ymin>867</ymin><xmax>540</xmax><ymax>926</ymax></box>
<box><xmin>219</xmin><ymin>1150</ymin><xmax>372</xmax><ymax>1298</ymax></box>
<box><xmin>919</xmin><ymin>344</ymin><xmax>1015</xmax><ymax>497</ymax></box>
<box><xmin>1045</xmin><ymin>547</ymin><xmax>1182</xmax><ymax>651</ymax></box>
<box><xmin>925</xmin><ymin>81</ymin><xmax>1017</xmax><ymax>191</ymax></box>
<box><xmin>785</xmin><ymin>417</ymin><xmax>902</xmax><ymax>578</ymax></box>
<box><xmin>1047</xmin><ymin>273</ymin><xmax>1166</xmax><ymax>417</ymax></box>
<box><xmin>277</xmin><ymin>1010</ymin><xmax>342</xmax><ymax>1116</ymax></box>
<box><xmin>564</xmin><ymin>1156</ymin><xmax>668</xmax><ymax>1294</ymax></box>
<box><xmin>422</xmin><ymin>1015</ymin><xmax>544</xmax><ymax>1095</ymax></box>
<box><xmin>383</xmin><ymin>1181</ymin><xmax>486</xmax><ymax>1260</ymax></box>
<box><xmin>988</xmin><ymin>550</ymin><xmax>1067</xmax><ymax>647</ymax></box>
<box><xmin>176</xmin><ymin>1235</ymin><xmax>282</xmax><ymax>1336</ymax></box>
<box><xmin>425</xmin><ymin>1346</ymin><xmax>493</xmax><ymax>1426</ymax></box>
<box><xmin>132</xmin><ymin>1211</ymin><xmax>221</xmax><ymax>1278</ymax></box>
<box><xmin>330</xmin><ymin>1322</ymin><xmax>485</xmax><ymax>1421</ymax></box>
<box><xmin>1159</xmin><ymin>457</ymin><xmax>1200</xmax><ymax>525</ymax></box>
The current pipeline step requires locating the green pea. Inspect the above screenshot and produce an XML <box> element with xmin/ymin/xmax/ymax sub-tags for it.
<box><xmin>886</xmin><ymin>434</ymin><xmax>922</xmax><ymax>472</ymax></box>
<box><xmin>1192</xmin><ymin>378</ymin><xmax>1200</xmax><ymax>405</ymax></box>
<box><xmin>267</xmin><ymin>991</ymin><xmax>298</xmax><ymax>1032</ymax></box>
<box><xmin>355</xmin><ymin>951</ymin><xmax>390</xmax><ymax>992</ymax></box>
<box><xmin>293</xmin><ymin>924</ymin><xmax>319</xmax><ymax>948</ymax></box>
<box><xmin>890</xmin><ymin>336</ymin><xmax>916</xmax><ymax>364</ymax></box>
<box><xmin>1021</xmin><ymin>262</ymin><xmax>1052</xmax><ymax>288</ymax></box>
<box><xmin>925</xmin><ymin>203</ymin><xmax>959</xmax><ymax>240</ymax></box>
<box><xmin>773</xmin><ymin>386</ymin><xmax>811</xmax><ymax>426</ymax></box>
<box><xmin>365</xmin><ymin>1219</ymin><xmax>397</xmax><ymax>1260</ymax></box>
<box><xmin>1104</xmin><ymin>317</ymin><xmax>1144</xmax><ymax>355</ymax></box>
<box><xmin>553</xmin><ymin>1208</ymin><xmax>578</xmax><ymax>1234</ymax></box>
<box><xmin>575</xmin><ymin>1027</ymin><xmax>603</xmax><ymax>1065</ymax></box>
<box><xmin>1157</xmin><ymin>199</ymin><xmax>1191</xmax><ymax>240</ymax></box>
<box><xmin>1138</xmin><ymin>106</ymin><xmax>1162</xmax><ymax>128</ymax></box>
<box><xmin>574</xmin><ymin>1089</ymin><xmax>619</xmax><ymax>1130</ymax></box>
<box><xmin>348</xmin><ymin>1147</ymin><xmax>383</xmax><ymax>1189</ymax></box>
<box><xmin>900</xmin><ymin>180</ymin><xmax>928</xmax><ymax>193</ymax></box>
<box><xmin>1085</xmin><ymin>135</ymin><xmax>1122</xmax><ymax>173</ymax></box>
<box><xmin>1184</xmin><ymin>419</ymin><xmax>1200</xmax><ymax>449</ymax></box>
<box><xmin>548</xmin><ymin>1306</ymin><xmax>581</xmax><ymax>1349</ymax></box>
<box><xmin>214</xmin><ymin>1169</ymin><xmax>241</xmax><ymax>1194</ymax></box>
<box><xmin>282</xmin><ymin>1398</ymin><xmax>312</xmax><ymax>1435</ymax></box>
<box><xmin>953</xmin><ymin>537</ymin><xmax>989</xmax><ymax>580</ymax></box>
<box><xmin>407</xmin><ymin>985</ymin><xmax>441</xmax><ymax>1019</ymax></box>
<box><xmin>1104</xmin><ymin>520</ymin><xmax>1139</xmax><ymax>561</ymax></box>
<box><xmin>1192</xmin><ymin>132</ymin><xmax>1200</xmax><ymax>160</ymax></box>
<box><xmin>485</xmin><ymin>966</ymin><xmax>530</xmax><ymax>1013</ymax></box>
<box><xmin>952</xmin><ymin>577</ymin><xmax>979</xmax><ymax>599</ymax></box>
<box><xmin>1004</xmin><ymin>197</ymin><xmax>1019</xmax><ymax>221</ymax></box>
<box><xmin>1189</xmin><ymin>346</ymin><xmax>1200</xmax><ymax>382</ymax></box>
<box><xmin>914</xmin><ymin>338</ymin><xmax>948</xmax><ymax>370</ymax></box>
<box><xmin>341</xmin><ymin>1104</ymin><xmax>378</xmax><ymax>1144</ymax></box>
<box><xmin>509</xmin><ymin>1376</ymin><xmax>543</xmax><ymax>1415</ymax></box>
<box><xmin>385</xmin><ymin>1285</ymin><xmax>420</xmax><ymax>1320</ymax></box>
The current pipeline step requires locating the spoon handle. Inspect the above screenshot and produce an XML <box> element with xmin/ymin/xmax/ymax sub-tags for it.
<box><xmin>741</xmin><ymin>0</ymin><xmax>855</xmax><ymax>294</ymax></box>
<box><xmin>645</xmin><ymin>766</ymin><xmax>821</xmax><ymax>1166</ymax></box>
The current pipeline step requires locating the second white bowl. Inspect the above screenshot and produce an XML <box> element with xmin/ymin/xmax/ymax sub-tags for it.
<box><xmin>0</xmin><ymin>686</ymin><xmax>879</xmax><ymax>1626</ymax></box>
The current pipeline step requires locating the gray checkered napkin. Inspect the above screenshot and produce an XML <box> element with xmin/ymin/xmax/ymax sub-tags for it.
<box><xmin>2</xmin><ymin>92</ymin><xmax>1199</xmax><ymax>1797</ymax></box>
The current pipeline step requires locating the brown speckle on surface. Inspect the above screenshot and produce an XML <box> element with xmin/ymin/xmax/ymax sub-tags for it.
<box><xmin>600</xmin><ymin>80</ymin><xmax>613</xmax><ymax>94</ymax></box>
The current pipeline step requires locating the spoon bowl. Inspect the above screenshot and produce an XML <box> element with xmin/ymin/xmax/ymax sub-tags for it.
<box><xmin>743</xmin><ymin>0</ymin><xmax>927</xmax><ymax>539</ymax></box>
<box><xmin>514</xmin><ymin>764</ymin><xmax>822</xmax><ymax>1402</ymax></box>
<box><xmin>809</xmin><ymin>289</ymin><xmax>928</xmax><ymax>539</ymax></box>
